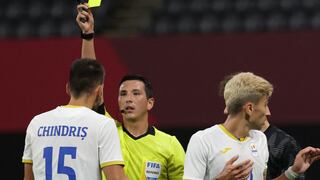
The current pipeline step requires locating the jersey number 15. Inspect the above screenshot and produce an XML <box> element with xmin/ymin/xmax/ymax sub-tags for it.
<box><xmin>43</xmin><ymin>146</ymin><xmax>77</xmax><ymax>180</ymax></box>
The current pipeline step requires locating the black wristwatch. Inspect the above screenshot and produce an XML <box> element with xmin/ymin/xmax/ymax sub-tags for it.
<box><xmin>81</xmin><ymin>32</ymin><xmax>94</xmax><ymax>40</ymax></box>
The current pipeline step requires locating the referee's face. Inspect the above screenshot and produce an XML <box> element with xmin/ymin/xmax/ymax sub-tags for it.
<box><xmin>118</xmin><ymin>80</ymin><xmax>154</xmax><ymax>121</ymax></box>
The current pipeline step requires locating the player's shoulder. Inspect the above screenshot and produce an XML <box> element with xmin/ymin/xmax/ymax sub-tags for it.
<box><xmin>249</xmin><ymin>129</ymin><xmax>267</xmax><ymax>142</ymax></box>
<box><xmin>185</xmin><ymin>125</ymin><xmax>220</xmax><ymax>152</ymax></box>
<box><xmin>90</xmin><ymin>111</ymin><xmax>116</xmax><ymax>125</ymax></box>
<box><xmin>59</xmin><ymin>106</ymin><xmax>115</xmax><ymax>125</ymax></box>
<box><xmin>249</xmin><ymin>129</ymin><xmax>266</xmax><ymax>137</ymax></box>
<box><xmin>34</xmin><ymin>107</ymin><xmax>57</xmax><ymax>116</ymax></box>
<box><xmin>69</xmin><ymin>106</ymin><xmax>111</xmax><ymax>121</ymax></box>
<box><xmin>31</xmin><ymin>107</ymin><xmax>59</xmax><ymax>123</ymax></box>
<box><xmin>250</xmin><ymin>129</ymin><xmax>265</xmax><ymax>136</ymax></box>
<box><xmin>191</xmin><ymin>124</ymin><xmax>220</xmax><ymax>139</ymax></box>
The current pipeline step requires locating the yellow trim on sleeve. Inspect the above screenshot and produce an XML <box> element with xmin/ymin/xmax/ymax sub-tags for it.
<box><xmin>22</xmin><ymin>159</ymin><xmax>33</xmax><ymax>164</ymax></box>
<box><xmin>219</xmin><ymin>124</ymin><xmax>248</xmax><ymax>142</ymax></box>
<box><xmin>100</xmin><ymin>161</ymin><xmax>125</xmax><ymax>168</ymax></box>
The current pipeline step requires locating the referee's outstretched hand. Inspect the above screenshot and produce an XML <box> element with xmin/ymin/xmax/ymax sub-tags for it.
<box><xmin>216</xmin><ymin>155</ymin><xmax>253</xmax><ymax>180</ymax></box>
<box><xmin>76</xmin><ymin>4</ymin><xmax>94</xmax><ymax>34</ymax></box>
<box><xmin>291</xmin><ymin>146</ymin><xmax>320</xmax><ymax>173</ymax></box>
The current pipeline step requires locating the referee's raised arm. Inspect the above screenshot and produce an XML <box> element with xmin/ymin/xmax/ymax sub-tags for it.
<box><xmin>76</xmin><ymin>3</ymin><xmax>110</xmax><ymax>114</ymax></box>
<box><xmin>76</xmin><ymin>3</ymin><xmax>96</xmax><ymax>59</ymax></box>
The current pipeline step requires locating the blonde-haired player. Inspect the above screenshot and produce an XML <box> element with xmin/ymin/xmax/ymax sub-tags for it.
<box><xmin>184</xmin><ymin>72</ymin><xmax>320</xmax><ymax>180</ymax></box>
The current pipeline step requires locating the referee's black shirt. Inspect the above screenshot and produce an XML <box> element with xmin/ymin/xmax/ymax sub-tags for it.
<box><xmin>264</xmin><ymin>125</ymin><xmax>304</xmax><ymax>180</ymax></box>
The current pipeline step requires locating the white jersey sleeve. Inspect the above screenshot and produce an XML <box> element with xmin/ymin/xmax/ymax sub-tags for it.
<box><xmin>22</xmin><ymin>119</ymin><xmax>35</xmax><ymax>163</ymax></box>
<box><xmin>99</xmin><ymin>118</ymin><xmax>124</xmax><ymax>167</ymax></box>
<box><xmin>183</xmin><ymin>132</ymin><xmax>207</xmax><ymax>180</ymax></box>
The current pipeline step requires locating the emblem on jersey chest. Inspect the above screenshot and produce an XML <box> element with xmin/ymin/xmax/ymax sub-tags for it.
<box><xmin>249</xmin><ymin>143</ymin><xmax>258</xmax><ymax>156</ymax></box>
<box><xmin>220</xmin><ymin>147</ymin><xmax>232</xmax><ymax>154</ymax></box>
<box><xmin>145</xmin><ymin>161</ymin><xmax>161</xmax><ymax>179</ymax></box>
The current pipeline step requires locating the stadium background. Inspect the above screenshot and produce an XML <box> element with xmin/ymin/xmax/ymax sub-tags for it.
<box><xmin>1</xmin><ymin>0</ymin><xmax>320</xmax><ymax>178</ymax></box>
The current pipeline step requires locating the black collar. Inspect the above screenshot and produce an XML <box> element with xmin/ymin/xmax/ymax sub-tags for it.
<box><xmin>122</xmin><ymin>125</ymin><xmax>155</xmax><ymax>140</ymax></box>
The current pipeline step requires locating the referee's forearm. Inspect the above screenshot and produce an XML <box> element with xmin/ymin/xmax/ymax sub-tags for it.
<box><xmin>82</xmin><ymin>38</ymin><xmax>96</xmax><ymax>60</ymax></box>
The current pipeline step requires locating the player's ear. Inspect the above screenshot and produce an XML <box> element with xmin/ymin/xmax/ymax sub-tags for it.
<box><xmin>147</xmin><ymin>97</ymin><xmax>154</xmax><ymax>111</ymax></box>
<box><xmin>223</xmin><ymin>106</ymin><xmax>228</xmax><ymax>114</ymax></box>
<box><xmin>244</xmin><ymin>102</ymin><xmax>254</xmax><ymax>116</ymax></box>
<box><xmin>94</xmin><ymin>85</ymin><xmax>103</xmax><ymax>97</ymax></box>
<box><xmin>99</xmin><ymin>85</ymin><xmax>104</xmax><ymax>97</ymax></box>
<box><xmin>66</xmin><ymin>83</ymin><xmax>70</xmax><ymax>96</ymax></box>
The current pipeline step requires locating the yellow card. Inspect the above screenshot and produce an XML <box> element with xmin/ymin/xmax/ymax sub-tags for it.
<box><xmin>88</xmin><ymin>0</ymin><xmax>101</xmax><ymax>8</ymax></box>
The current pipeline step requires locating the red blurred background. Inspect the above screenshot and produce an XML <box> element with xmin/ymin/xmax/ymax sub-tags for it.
<box><xmin>1</xmin><ymin>32</ymin><xmax>320</xmax><ymax>179</ymax></box>
<box><xmin>2</xmin><ymin>31</ymin><xmax>320</xmax><ymax>133</ymax></box>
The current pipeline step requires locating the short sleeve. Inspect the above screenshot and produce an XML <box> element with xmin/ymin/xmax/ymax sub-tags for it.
<box><xmin>22</xmin><ymin>120</ymin><xmax>35</xmax><ymax>164</ymax></box>
<box><xmin>167</xmin><ymin>136</ymin><xmax>185</xmax><ymax>179</ymax></box>
<box><xmin>99</xmin><ymin>118</ymin><xmax>124</xmax><ymax>168</ymax></box>
<box><xmin>183</xmin><ymin>133</ymin><xmax>207</xmax><ymax>180</ymax></box>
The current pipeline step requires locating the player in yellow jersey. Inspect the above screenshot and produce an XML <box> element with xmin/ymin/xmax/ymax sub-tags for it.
<box><xmin>76</xmin><ymin>4</ymin><xmax>185</xmax><ymax>180</ymax></box>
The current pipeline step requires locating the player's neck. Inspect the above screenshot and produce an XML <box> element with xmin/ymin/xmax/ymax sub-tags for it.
<box><xmin>223</xmin><ymin>115</ymin><xmax>251</xmax><ymax>139</ymax></box>
<box><xmin>68</xmin><ymin>96</ymin><xmax>94</xmax><ymax>109</ymax></box>
<box><xmin>123</xmin><ymin>116</ymin><xmax>149</xmax><ymax>137</ymax></box>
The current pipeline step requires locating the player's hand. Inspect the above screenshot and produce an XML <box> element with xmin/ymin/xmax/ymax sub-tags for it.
<box><xmin>216</xmin><ymin>155</ymin><xmax>253</xmax><ymax>180</ymax></box>
<box><xmin>76</xmin><ymin>3</ymin><xmax>94</xmax><ymax>34</ymax></box>
<box><xmin>291</xmin><ymin>146</ymin><xmax>320</xmax><ymax>173</ymax></box>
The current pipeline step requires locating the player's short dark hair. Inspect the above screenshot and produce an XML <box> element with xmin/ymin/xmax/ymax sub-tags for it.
<box><xmin>119</xmin><ymin>74</ymin><xmax>153</xmax><ymax>99</ymax></box>
<box><xmin>69</xmin><ymin>59</ymin><xmax>105</xmax><ymax>98</ymax></box>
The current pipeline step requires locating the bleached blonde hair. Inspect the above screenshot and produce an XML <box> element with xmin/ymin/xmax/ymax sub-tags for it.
<box><xmin>223</xmin><ymin>72</ymin><xmax>273</xmax><ymax>115</ymax></box>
